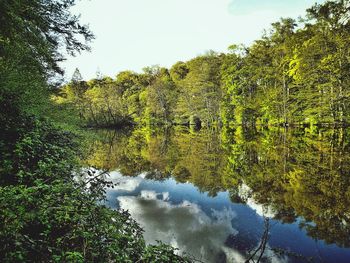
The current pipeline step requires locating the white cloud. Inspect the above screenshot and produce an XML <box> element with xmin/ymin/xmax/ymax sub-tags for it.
<box><xmin>239</xmin><ymin>183</ymin><xmax>276</xmax><ymax>218</ymax></box>
<box><xmin>117</xmin><ymin>190</ymin><xmax>238</xmax><ymax>262</ymax></box>
<box><xmin>108</xmin><ymin>171</ymin><xmax>142</xmax><ymax>192</ymax></box>
<box><xmin>221</xmin><ymin>246</ymin><xmax>248</xmax><ymax>263</ymax></box>
<box><xmin>140</xmin><ymin>190</ymin><xmax>159</xmax><ymax>200</ymax></box>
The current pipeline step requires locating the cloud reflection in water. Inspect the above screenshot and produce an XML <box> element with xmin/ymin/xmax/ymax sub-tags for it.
<box><xmin>117</xmin><ymin>189</ymin><xmax>239</xmax><ymax>262</ymax></box>
<box><xmin>107</xmin><ymin>173</ymin><xmax>288</xmax><ymax>263</ymax></box>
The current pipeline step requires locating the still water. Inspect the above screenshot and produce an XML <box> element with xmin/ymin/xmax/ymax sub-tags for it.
<box><xmin>85</xmin><ymin>126</ymin><xmax>350</xmax><ymax>263</ymax></box>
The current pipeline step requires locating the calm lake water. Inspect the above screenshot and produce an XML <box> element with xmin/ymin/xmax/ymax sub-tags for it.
<box><xmin>85</xmin><ymin>126</ymin><xmax>350</xmax><ymax>263</ymax></box>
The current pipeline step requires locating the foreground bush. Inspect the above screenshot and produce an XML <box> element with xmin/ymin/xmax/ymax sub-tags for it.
<box><xmin>0</xmin><ymin>116</ymin><xmax>190</xmax><ymax>262</ymax></box>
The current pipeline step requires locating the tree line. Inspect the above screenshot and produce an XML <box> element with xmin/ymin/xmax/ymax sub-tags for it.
<box><xmin>57</xmin><ymin>52</ymin><xmax>223</xmax><ymax>128</ymax></box>
<box><xmin>58</xmin><ymin>0</ymin><xmax>350</xmax><ymax>128</ymax></box>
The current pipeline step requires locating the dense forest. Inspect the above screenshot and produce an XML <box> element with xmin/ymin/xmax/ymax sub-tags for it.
<box><xmin>1</xmin><ymin>0</ymin><xmax>350</xmax><ymax>262</ymax></box>
<box><xmin>57</xmin><ymin>0</ymin><xmax>350</xmax><ymax>128</ymax></box>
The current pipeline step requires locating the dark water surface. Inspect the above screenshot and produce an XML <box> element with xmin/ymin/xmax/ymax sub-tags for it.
<box><xmin>85</xmin><ymin>126</ymin><xmax>350</xmax><ymax>263</ymax></box>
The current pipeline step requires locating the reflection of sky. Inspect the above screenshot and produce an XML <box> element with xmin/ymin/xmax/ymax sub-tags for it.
<box><xmin>105</xmin><ymin>172</ymin><xmax>350</xmax><ymax>263</ymax></box>
<box><xmin>118</xmin><ymin>191</ymin><xmax>240</xmax><ymax>262</ymax></box>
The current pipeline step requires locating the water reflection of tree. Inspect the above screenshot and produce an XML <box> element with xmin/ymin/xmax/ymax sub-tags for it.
<box><xmin>84</xmin><ymin>126</ymin><xmax>350</xmax><ymax>247</ymax></box>
<box><xmin>224</xmin><ymin>126</ymin><xmax>350</xmax><ymax>248</ymax></box>
<box><xmin>85</xmin><ymin>126</ymin><xmax>228</xmax><ymax>195</ymax></box>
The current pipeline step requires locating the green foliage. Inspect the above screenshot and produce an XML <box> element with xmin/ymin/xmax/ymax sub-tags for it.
<box><xmin>0</xmin><ymin>183</ymin><xmax>144</xmax><ymax>262</ymax></box>
<box><xmin>0</xmin><ymin>0</ymin><xmax>94</xmax><ymax>120</ymax></box>
<box><xmin>142</xmin><ymin>242</ymin><xmax>189</xmax><ymax>262</ymax></box>
<box><xmin>57</xmin><ymin>54</ymin><xmax>224</xmax><ymax>128</ymax></box>
<box><xmin>0</xmin><ymin>118</ymin><xmax>192</xmax><ymax>262</ymax></box>
<box><xmin>175</xmin><ymin>53</ymin><xmax>223</xmax><ymax>126</ymax></box>
<box><xmin>221</xmin><ymin>0</ymin><xmax>350</xmax><ymax>126</ymax></box>
<box><xmin>0</xmin><ymin>0</ymin><xmax>93</xmax><ymax>75</ymax></box>
<box><xmin>1</xmin><ymin>116</ymin><xmax>77</xmax><ymax>185</ymax></box>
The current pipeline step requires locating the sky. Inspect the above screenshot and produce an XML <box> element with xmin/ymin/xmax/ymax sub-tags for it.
<box><xmin>61</xmin><ymin>0</ymin><xmax>325</xmax><ymax>80</ymax></box>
